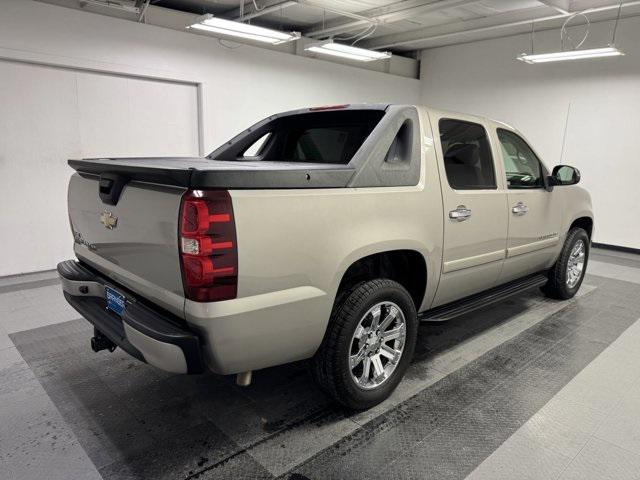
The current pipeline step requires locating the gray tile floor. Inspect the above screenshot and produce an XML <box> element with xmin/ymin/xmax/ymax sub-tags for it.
<box><xmin>467</xmin><ymin>319</ymin><xmax>640</xmax><ymax>480</ymax></box>
<box><xmin>1</xmin><ymin>248</ymin><xmax>639</xmax><ymax>480</ymax></box>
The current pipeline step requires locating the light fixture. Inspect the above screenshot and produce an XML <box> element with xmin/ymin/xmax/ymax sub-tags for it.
<box><xmin>188</xmin><ymin>14</ymin><xmax>300</xmax><ymax>45</ymax></box>
<box><xmin>519</xmin><ymin>6</ymin><xmax>626</xmax><ymax>64</ymax></box>
<box><xmin>518</xmin><ymin>46</ymin><xmax>624</xmax><ymax>63</ymax></box>
<box><xmin>305</xmin><ymin>41</ymin><xmax>391</xmax><ymax>62</ymax></box>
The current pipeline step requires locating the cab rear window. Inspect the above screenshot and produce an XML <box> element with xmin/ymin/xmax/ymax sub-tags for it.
<box><xmin>211</xmin><ymin>110</ymin><xmax>385</xmax><ymax>164</ymax></box>
<box><xmin>286</xmin><ymin>124</ymin><xmax>374</xmax><ymax>164</ymax></box>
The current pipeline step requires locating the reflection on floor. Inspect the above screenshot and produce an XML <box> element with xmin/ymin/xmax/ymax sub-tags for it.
<box><xmin>1</xmin><ymin>248</ymin><xmax>640</xmax><ymax>480</ymax></box>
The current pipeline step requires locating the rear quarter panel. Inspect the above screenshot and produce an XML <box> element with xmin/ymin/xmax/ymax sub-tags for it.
<box><xmin>231</xmin><ymin>106</ymin><xmax>443</xmax><ymax>311</ymax></box>
<box><xmin>185</xmin><ymin>108</ymin><xmax>445</xmax><ymax>373</ymax></box>
<box><xmin>231</xmin><ymin>187</ymin><xmax>440</xmax><ymax>300</ymax></box>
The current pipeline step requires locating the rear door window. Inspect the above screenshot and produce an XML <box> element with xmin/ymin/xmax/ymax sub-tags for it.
<box><xmin>439</xmin><ymin>119</ymin><xmax>497</xmax><ymax>190</ymax></box>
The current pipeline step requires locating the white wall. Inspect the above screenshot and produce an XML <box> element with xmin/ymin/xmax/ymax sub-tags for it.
<box><xmin>420</xmin><ymin>17</ymin><xmax>640</xmax><ymax>249</ymax></box>
<box><xmin>0</xmin><ymin>61</ymin><xmax>200</xmax><ymax>276</ymax></box>
<box><xmin>0</xmin><ymin>0</ymin><xmax>421</xmax><ymax>276</ymax></box>
<box><xmin>1</xmin><ymin>0</ymin><xmax>421</xmax><ymax>152</ymax></box>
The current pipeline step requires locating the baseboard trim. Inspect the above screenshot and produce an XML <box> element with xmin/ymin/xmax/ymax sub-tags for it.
<box><xmin>592</xmin><ymin>242</ymin><xmax>640</xmax><ymax>255</ymax></box>
<box><xmin>0</xmin><ymin>268</ymin><xmax>57</xmax><ymax>281</ymax></box>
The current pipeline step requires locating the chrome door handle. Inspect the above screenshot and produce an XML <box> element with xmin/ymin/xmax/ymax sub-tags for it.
<box><xmin>449</xmin><ymin>205</ymin><xmax>472</xmax><ymax>222</ymax></box>
<box><xmin>512</xmin><ymin>202</ymin><xmax>529</xmax><ymax>216</ymax></box>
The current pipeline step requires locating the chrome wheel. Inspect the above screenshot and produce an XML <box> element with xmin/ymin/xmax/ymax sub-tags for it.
<box><xmin>566</xmin><ymin>239</ymin><xmax>586</xmax><ymax>288</ymax></box>
<box><xmin>349</xmin><ymin>302</ymin><xmax>406</xmax><ymax>390</ymax></box>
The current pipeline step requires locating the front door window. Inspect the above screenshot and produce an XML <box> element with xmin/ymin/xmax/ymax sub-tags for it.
<box><xmin>497</xmin><ymin>129</ymin><xmax>544</xmax><ymax>189</ymax></box>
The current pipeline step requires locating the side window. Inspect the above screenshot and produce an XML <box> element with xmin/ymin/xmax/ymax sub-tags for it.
<box><xmin>439</xmin><ymin>119</ymin><xmax>496</xmax><ymax>190</ymax></box>
<box><xmin>497</xmin><ymin>129</ymin><xmax>544</xmax><ymax>189</ymax></box>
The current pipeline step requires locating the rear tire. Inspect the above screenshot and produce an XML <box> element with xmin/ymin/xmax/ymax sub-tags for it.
<box><xmin>543</xmin><ymin>227</ymin><xmax>589</xmax><ymax>300</ymax></box>
<box><xmin>311</xmin><ymin>279</ymin><xmax>417</xmax><ymax>410</ymax></box>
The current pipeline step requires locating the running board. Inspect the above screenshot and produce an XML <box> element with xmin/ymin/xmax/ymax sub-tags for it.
<box><xmin>419</xmin><ymin>273</ymin><xmax>548</xmax><ymax>322</ymax></box>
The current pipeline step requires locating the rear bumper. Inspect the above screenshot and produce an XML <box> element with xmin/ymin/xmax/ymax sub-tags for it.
<box><xmin>57</xmin><ymin>260</ymin><xmax>204</xmax><ymax>374</ymax></box>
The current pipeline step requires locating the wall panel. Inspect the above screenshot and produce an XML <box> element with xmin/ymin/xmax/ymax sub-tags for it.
<box><xmin>0</xmin><ymin>61</ymin><xmax>199</xmax><ymax>275</ymax></box>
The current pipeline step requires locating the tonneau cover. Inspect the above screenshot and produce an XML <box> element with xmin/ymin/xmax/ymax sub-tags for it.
<box><xmin>68</xmin><ymin>157</ymin><xmax>356</xmax><ymax>189</ymax></box>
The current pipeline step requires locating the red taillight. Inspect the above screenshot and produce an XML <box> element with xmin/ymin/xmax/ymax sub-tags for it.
<box><xmin>179</xmin><ymin>190</ymin><xmax>237</xmax><ymax>302</ymax></box>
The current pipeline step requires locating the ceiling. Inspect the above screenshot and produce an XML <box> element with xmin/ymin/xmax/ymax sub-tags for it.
<box><xmin>144</xmin><ymin>0</ymin><xmax>638</xmax><ymax>52</ymax></box>
<box><xmin>44</xmin><ymin>0</ymin><xmax>640</xmax><ymax>54</ymax></box>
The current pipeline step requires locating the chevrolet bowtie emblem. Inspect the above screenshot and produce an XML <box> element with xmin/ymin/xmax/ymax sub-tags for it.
<box><xmin>100</xmin><ymin>210</ymin><xmax>118</xmax><ymax>230</ymax></box>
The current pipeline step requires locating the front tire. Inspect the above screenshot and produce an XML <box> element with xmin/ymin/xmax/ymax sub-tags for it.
<box><xmin>311</xmin><ymin>279</ymin><xmax>417</xmax><ymax>410</ymax></box>
<box><xmin>543</xmin><ymin>227</ymin><xmax>589</xmax><ymax>300</ymax></box>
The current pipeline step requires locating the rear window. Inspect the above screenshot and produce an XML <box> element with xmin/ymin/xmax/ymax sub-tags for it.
<box><xmin>211</xmin><ymin>110</ymin><xmax>385</xmax><ymax>164</ymax></box>
<box><xmin>286</xmin><ymin>125</ymin><xmax>373</xmax><ymax>164</ymax></box>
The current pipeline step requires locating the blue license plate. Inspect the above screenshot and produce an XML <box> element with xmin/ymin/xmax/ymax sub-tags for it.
<box><xmin>105</xmin><ymin>286</ymin><xmax>126</xmax><ymax>316</ymax></box>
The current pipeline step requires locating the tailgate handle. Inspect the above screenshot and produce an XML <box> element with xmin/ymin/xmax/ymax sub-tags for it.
<box><xmin>99</xmin><ymin>173</ymin><xmax>129</xmax><ymax>206</ymax></box>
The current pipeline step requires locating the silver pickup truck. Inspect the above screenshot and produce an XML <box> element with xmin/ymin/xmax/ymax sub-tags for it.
<box><xmin>59</xmin><ymin>104</ymin><xmax>592</xmax><ymax>409</ymax></box>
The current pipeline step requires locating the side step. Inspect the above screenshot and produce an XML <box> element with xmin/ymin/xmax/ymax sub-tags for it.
<box><xmin>419</xmin><ymin>273</ymin><xmax>548</xmax><ymax>322</ymax></box>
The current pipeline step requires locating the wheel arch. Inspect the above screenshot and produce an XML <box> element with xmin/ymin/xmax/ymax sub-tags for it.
<box><xmin>569</xmin><ymin>216</ymin><xmax>594</xmax><ymax>239</ymax></box>
<box><xmin>335</xmin><ymin>249</ymin><xmax>428</xmax><ymax>312</ymax></box>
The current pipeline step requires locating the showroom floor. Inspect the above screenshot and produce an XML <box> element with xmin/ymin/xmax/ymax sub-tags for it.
<box><xmin>2</xmin><ymin>248</ymin><xmax>640</xmax><ymax>480</ymax></box>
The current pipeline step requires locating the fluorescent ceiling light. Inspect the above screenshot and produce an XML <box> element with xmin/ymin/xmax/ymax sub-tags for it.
<box><xmin>189</xmin><ymin>14</ymin><xmax>300</xmax><ymax>45</ymax></box>
<box><xmin>305</xmin><ymin>41</ymin><xmax>391</xmax><ymax>62</ymax></box>
<box><xmin>518</xmin><ymin>46</ymin><xmax>624</xmax><ymax>64</ymax></box>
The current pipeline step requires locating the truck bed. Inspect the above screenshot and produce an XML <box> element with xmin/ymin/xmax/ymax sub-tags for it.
<box><xmin>69</xmin><ymin>157</ymin><xmax>356</xmax><ymax>189</ymax></box>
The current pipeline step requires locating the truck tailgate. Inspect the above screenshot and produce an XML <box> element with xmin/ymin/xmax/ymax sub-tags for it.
<box><xmin>68</xmin><ymin>172</ymin><xmax>187</xmax><ymax>318</ymax></box>
<box><xmin>67</xmin><ymin>156</ymin><xmax>355</xmax><ymax>318</ymax></box>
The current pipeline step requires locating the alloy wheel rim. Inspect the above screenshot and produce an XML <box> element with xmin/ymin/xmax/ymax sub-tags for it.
<box><xmin>349</xmin><ymin>301</ymin><xmax>406</xmax><ymax>390</ymax></box>
<box><xmin>566</xmin><ymin>239</ymin><xmax>586</xmax><ymax>288</ymax></box>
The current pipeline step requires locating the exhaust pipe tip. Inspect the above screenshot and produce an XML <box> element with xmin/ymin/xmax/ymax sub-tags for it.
<box><xmin>236</xmin><ymin>371</ymin><xmax>252</xmax><ymax>387</ymax></box>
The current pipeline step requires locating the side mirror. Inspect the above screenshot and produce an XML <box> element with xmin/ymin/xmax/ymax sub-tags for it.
<box><xmin>550</xmin><ymin>165</ymin><xmax>581</xmax><ymax>186</ymax></box>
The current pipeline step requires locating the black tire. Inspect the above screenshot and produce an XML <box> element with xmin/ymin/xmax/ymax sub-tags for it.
<box><xmin>543</xmin><ymin>227</ymin><xmax>590</xmax><ymax>300</ymax></box>
<box><xmin>311</xmin><ymin>279</ymin><xmax>417</xmax><ymax>410</ymax></box>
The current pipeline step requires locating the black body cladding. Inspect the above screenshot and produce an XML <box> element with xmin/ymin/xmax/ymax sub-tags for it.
<box><xmin>69</xmin><ymin>158</ymin><xmax>356</xmax><ymax>189</ymax></box>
